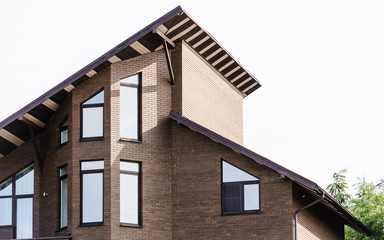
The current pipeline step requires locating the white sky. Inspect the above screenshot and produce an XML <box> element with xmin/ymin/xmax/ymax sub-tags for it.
<box><xmin>1</xmin><ymin>0</ymin><xmax>384</xmax><ymax>191</ymax></box>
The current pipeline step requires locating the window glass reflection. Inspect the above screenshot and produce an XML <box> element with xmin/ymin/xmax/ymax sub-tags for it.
<box><xmin>82</xmin><ymin>173</ymin><xmax>103</xmax><ymax>223</ymax></box>
<box><xmin>16</xmin><ymin>198</ymin><xmax>33</xmax><ymax>239</ymax></box>
<box><xmin>16</xmin><ymin>165</ymin><xmax>34</xmax><ymax>195</ymax></box>
<box><xmin>0</xmin><ymin>198</ymin><xmax>12</xmax><ymax>225</ymax></box>
<box><xmin>82</xmin><ymin>107</ymin><xmax>103</xmax><ymax>138</ymax></box>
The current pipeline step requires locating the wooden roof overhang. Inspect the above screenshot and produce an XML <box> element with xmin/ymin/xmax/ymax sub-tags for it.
<box><xmin>0</xmin><ymin>6</ymin><xmax>260</xmax><ymax>159</ymax></box>
<box><xmin>169</xmin><ymin>111</ymin><xmax>373</xmax><ymax>237</ymax></box>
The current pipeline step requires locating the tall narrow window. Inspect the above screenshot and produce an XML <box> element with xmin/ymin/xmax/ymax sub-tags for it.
<box><xmin>120</xmin><ymin>74</ymin><xmax>140</xmax><ymax>140</ymax></box>
<box><xmin>59</xmin><ymin>118</ymin><xmax>68</xmax><ymax>145</ymax></box>
<box><xmin>120</xmin><ymin>161</ymin><xmax>141</xmax><ymax>226</ymax></box>
<box><xmin>81</xmin><ymin>90</ymin><xmax>104</xmax><ymax>140</ymax></box>
<box><xmin>0</xmin><ymin>164</ymin><xmax>34</xmax><ymax>239</ymax></box>
<box><xmin>59</xmin><ymin>166</ymin><xmax>68</xmax><ymax>229</ymax></box>
<box><xmin>81</xmin><ymin>161</ymin><xmax>104</xmax><ymax>225</ymax></box>
<box><xmin>222</xmin><ymin>160</ymin><xmax>260</xmax><ymax>214</ymax></box>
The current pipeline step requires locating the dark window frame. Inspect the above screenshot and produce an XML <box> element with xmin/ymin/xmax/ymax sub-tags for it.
<box><xmin>80</xmin><ymin>89</ymin><xmax>104</xmax><ymax>141</ymax></box>
<box><xmin>119</xmin><ymin>160</ymin><xmax>142</xmax><ymax>228</ymax></box>
<box><xmin>221</xmin><ymin>159</ymin><xmax>261</xmax><ymax>215</ymax></box>
<box><xmin>80</xmin><ymin>160</ymin><xmax>104</xmax><ymax>226</ymax></box>
<box><xmin>119</xmin><ymin>73</ymin><xmax>142</xmax><ymax>142</ymax></box>
<box><xmin>58</xmin><ymin>165</ymin><xmax>68</xmax><ymax>230</ymax></box>
<box><xmin>58</xmin><ymin>116</ymin><xmax>68</xmax><ymax>146</ymax></box>
<box><xmin>0</xmin><ymin>163</ymin><xmax>34</xmax><ymax>239</ymax></box>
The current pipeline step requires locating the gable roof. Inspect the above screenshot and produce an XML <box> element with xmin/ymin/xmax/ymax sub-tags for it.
<box><xmin>169</xmin><ymin>111</ymin><xmax>372</xmax><ymax>236</ymax></box>
<box><xmin>0</xmin><ymin>6</ymin><xmax>260</xmax><ymax>159</ymax></box>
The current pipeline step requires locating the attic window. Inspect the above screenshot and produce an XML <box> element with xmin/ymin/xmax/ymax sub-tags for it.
<box><xmin>222</xmin><ymin>160</ymin><xmax>260</xmax><ymax>214</ymax></box>
<box><xmin>81</xmin><ymin>90</ymin><xmax>104</xmax><ymax>140</ymax></box>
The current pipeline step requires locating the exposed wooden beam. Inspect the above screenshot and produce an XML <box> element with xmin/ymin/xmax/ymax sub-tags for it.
<box><xmin>192</xmin><ymin>35</ymin><xmax>210</xmax><ymax>49</ymax></box>
<box><xmin>164</xmin><ymin>40</ymin><xmax>175</xmax><ymax>85</ymax></box>
<box><xmin>236</xmin><ymin>77</ymin><xmax>252</xmax><ymax>88</ymax></box>
<box><xmin>153</xmin><ymin>29</ymin><xmax>175</xmax><ymax>48</ymax></box>
<box><xmin>185</xmin><ymin>29</ymin><xmax>203</xmax><ymax>43</ymax></box>
<box><xmin>170</xmin><ymin>24</ymin><xmax>197</xmax><ymax>42</ymax></box>
<box><xmin>86</xmin><ymin>70</ymin><xmax>97</xmax><ymax>78</ymax></box>
<box><xmin>64</xmin><ymin>84</ymin><xmax>75</xmax><ymax>92</ymax></box>
<box><xmin>199</xmin><ymin>42</ymin><xmax>216</xmax><ymax>55</ymax></box>
<box><xmin>166</xmin><ymin>17</ymin><xmax>190</xmax><ymax>35</ymax></box>
<box><xmin>0</xmin><ymin>129</ymin><xmax>25</xmax><ymax>146</ymax></box>
<box><xmin>230</xmin><ymin>71</ymin><xmax>247</xmax><ymax>83</ymax></box>
<box><xmin>224</xmin><ymin>66</ymin><xmax>241</xmax><ymax>77</ymax></box>
<box><xmin>108</xmin><ymin>55</ymin><xmax>122</xmax><ymax>64</ymax></box>
<box><xmin>27</xmin><ymin>124</ymin><xmax>43</xmax><ymax>170</ymax></box>
<box><xmin>243</xmin><ymin>82</ymin><xmax>259</xmax><ymax>93</ymax></box>
<box><xmin>130</xmin><ymin>41</ymin><xmax>151</xmax><ymax>55</ymax></box>
<box><xmin>212</xmin><ymin>54</ymin><xmax>228</xmax><ymax>66</ymax></box>
<box><xmin>206</xmin><ymin>48</ymin><xmax>222</xmax><ymax>61</ymax></box>
<box><xmin>23</xmin><ymin>113</ymin><xmax>45</xmax><ymax>128</ymax></box>
<box><xmin>218</xmin><ymin>60</ymin><xmax>235</xmax><ymax>72</ymax></box>
<box><xmin>42</xmin><ymin>99</ymin><xmax>59</xmax><ymax>111</ymax></box>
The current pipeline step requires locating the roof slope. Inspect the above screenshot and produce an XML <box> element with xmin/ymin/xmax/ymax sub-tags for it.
<box><xmin>0</xmin><ymin>6</ymin><xmax>260</xmax><ymax>159</ymax></box>
<box><xmin>169</xmin><ymin>111</ymin><xmax>372</xmax><ymax>236</ymax></box>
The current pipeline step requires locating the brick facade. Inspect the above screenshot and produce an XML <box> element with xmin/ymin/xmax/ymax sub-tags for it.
<box><xmin>0</xmin><ymin>42</ymin><xmax>348</xmax><ymax>240</ymax></box>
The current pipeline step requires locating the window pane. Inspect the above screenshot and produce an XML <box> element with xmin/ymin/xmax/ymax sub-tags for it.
<box><xmin>120</xmin><ymin>161</ymin><xmax>139</xmax><ymax>172</ymax></box>
<box><xmin>222</xmin><ymin>161</ymin><xmax>258</xmax><ymax>182</ymax></box>
<box><xmin>61</xmin><ymin>129</ymin><xmax>68</xmax><ymax>144</ymax></box>
<box><xmin>81</xmin><ymin>161</ymin><xmax>104</xmax><ymax>170</ymax></box>
<box><xmin>82</xmin><ymin>173</ymin><xmax>103</xmax><ymax>223</ymax></box>
<box><xmin>61</xmin><ymin>119</ymin><xmax>68</xmax><ymax>127</ymax></box>
<box><xmin>244</xmin><ymin>184</ymin><xmax>260</xmax><ymax>211</ymax></box>
<box><xmin>60</xmin><ymin>166</ymin><xmax>68</xmax><ymax>176</ymax></box>
<box><xmin>82</xmin><ymin>107</ymin><xmax>103</xmax><ymax>138</ymax></box>
<box><xmin>120</xmin><ymin>85</ymin><xmax>138</xmax><ymax>139</ymax></box>
<box><xmin>0</xmin><ymin>198</ymin><xmax>12</xmax><ymax>225</ymax></box>
<box><xmin>223</xmin><ymin>183</ymin><xmax>241</xmax><ymax>213</ymax></box>
<box><xmin>16</xmin><ymin>198</ymin><xmax>33</xmax><ymax>239</ymax></box>
<box><xmin>121</xmin><ymin>75</ymin><xmax>139</xmax><ymax>85</ymax></box>
<box><xmin>120</xmin><ymin>174</ymin><xmax>138</xmax><ymax>224</ymax></box>
<box><xmin>61</xmin><ymin>178</ymin><xmax>68</xmax><ymax>228</ymax></box>
<box><xmin>83</xmin><ymin>91</ymin><xmax>104</xmax><ymax>105</ymax></box>
<box><xmin>0</xmin><ymin>177</ymin><xmax>12</xmax><ymax>196</ymax></box>
<box><xmin>16</xmin><ymin>165</ymin><xmax>34</xmax><ymax>195</ymax></box>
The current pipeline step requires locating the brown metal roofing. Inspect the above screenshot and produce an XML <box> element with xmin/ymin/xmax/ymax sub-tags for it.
<box><xmin>169</xmin><ymin>111</ymin><xmax>373</xmax><ymax>236</ymax></box>
<box><xmin>0</xmin><ymin>6</ymin><xmax>260</xmax><ymax>158</ymax></box>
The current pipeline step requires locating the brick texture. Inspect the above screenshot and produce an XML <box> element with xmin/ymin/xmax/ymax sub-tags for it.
<box><xmin>172</xmin><ymin>42</ymin><xmax>244</xmax><ymax>145</ymax></box>
<box><xmin>0</xmin><ymin>41</ymin><xmax>347</xmax><ymax>240</ymax></box>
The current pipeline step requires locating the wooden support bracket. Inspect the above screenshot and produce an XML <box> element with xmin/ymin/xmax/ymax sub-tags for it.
<box><xmin>18</xmin><ymin>116</ymin><xmax>44</xmax><ymax>170</ymax></box>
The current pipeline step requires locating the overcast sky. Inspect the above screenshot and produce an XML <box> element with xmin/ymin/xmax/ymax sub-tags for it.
<box><xmin>1</xmin><ymin>1</ymin><xmax>384</xmax><ymax>192</ymax></box>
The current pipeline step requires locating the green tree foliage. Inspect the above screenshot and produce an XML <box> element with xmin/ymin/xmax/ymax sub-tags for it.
<box><xmin>326</xmin><ymin>169</ymin><xmax>350</xmax><ymax>205</ymax></box>
<box><xmin>327</xmin><ymin>170</ymin><xmax>384</xmax><ymax>239</ymax></box>
<box><xmin>345</xmin><ymin>179</ymin><xmax>384</xmax><ymax>240</ymax></box>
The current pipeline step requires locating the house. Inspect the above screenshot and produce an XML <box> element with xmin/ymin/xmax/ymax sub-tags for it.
<box><xmin>0</xmin><ymin>6</ymin><xmax>372</xmax><ymax>240</ymax></box>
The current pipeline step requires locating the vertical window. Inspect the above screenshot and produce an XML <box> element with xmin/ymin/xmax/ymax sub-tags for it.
<box><xmin>59</xmin><ymin>118</ymin><xmax>68</xmax><ymax>145</ymax></box>
<box><xmin>120</xmin><ymin>161</ymin><xmax>141</xmax><ymax>226</ymax></box>
<box><xmin>222</xmin><ymin>160</ymin><xmax>260</xmax><ymax>214</ymax></box>
<box><xmin>120</xmin><ymin>74</ymin><xmax>140</xmax><ymax>140</ymax></box>
<box><xmin>0</xmin><ymin>164</ymin><xmax>34</xmax><ymax>239</ymax></box>
<box><xmin>81</xmin><ymin>161</ymin><xmax>104</xmax><ymax>225</ymax></box>
<box><xmin>81</xmin><ymin>90</ymin><xmax>104</xmax><ymax>140</ymax></box>
<box><xmin>59</xmin><ymin>166</ymin><xmax>68</xmax><ymax>229</ymax></box>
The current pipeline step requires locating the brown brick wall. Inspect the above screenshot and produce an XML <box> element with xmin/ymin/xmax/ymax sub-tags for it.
<box><xmin>293</xmin><ymin>183</ymin><xmax>344</xmax><ymax>240</ymax></box>
<box><xmin>109</xmin><ymin>50</ymin><xmax>173</xmax><ymax>240</ymax></box>
<box><xmin>171</xmin><ymin>122</ymin><xmax>293</xmax><ymax>240</ymax></box>
<box><xmin>173</xmin><ymin>42</ymin><xmax>244</xmax><ymax>145</ymax></box>
<box><xmin>70</xmin><ymin>67</ymin><xmax>112</xmax><ymax>240</ymax></box>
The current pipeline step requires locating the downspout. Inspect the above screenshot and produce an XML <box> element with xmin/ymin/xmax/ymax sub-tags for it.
<box><xmin>294</xmin><ymin>191</ymin><xmax>325</xmax><ymax>240</ymax></box>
